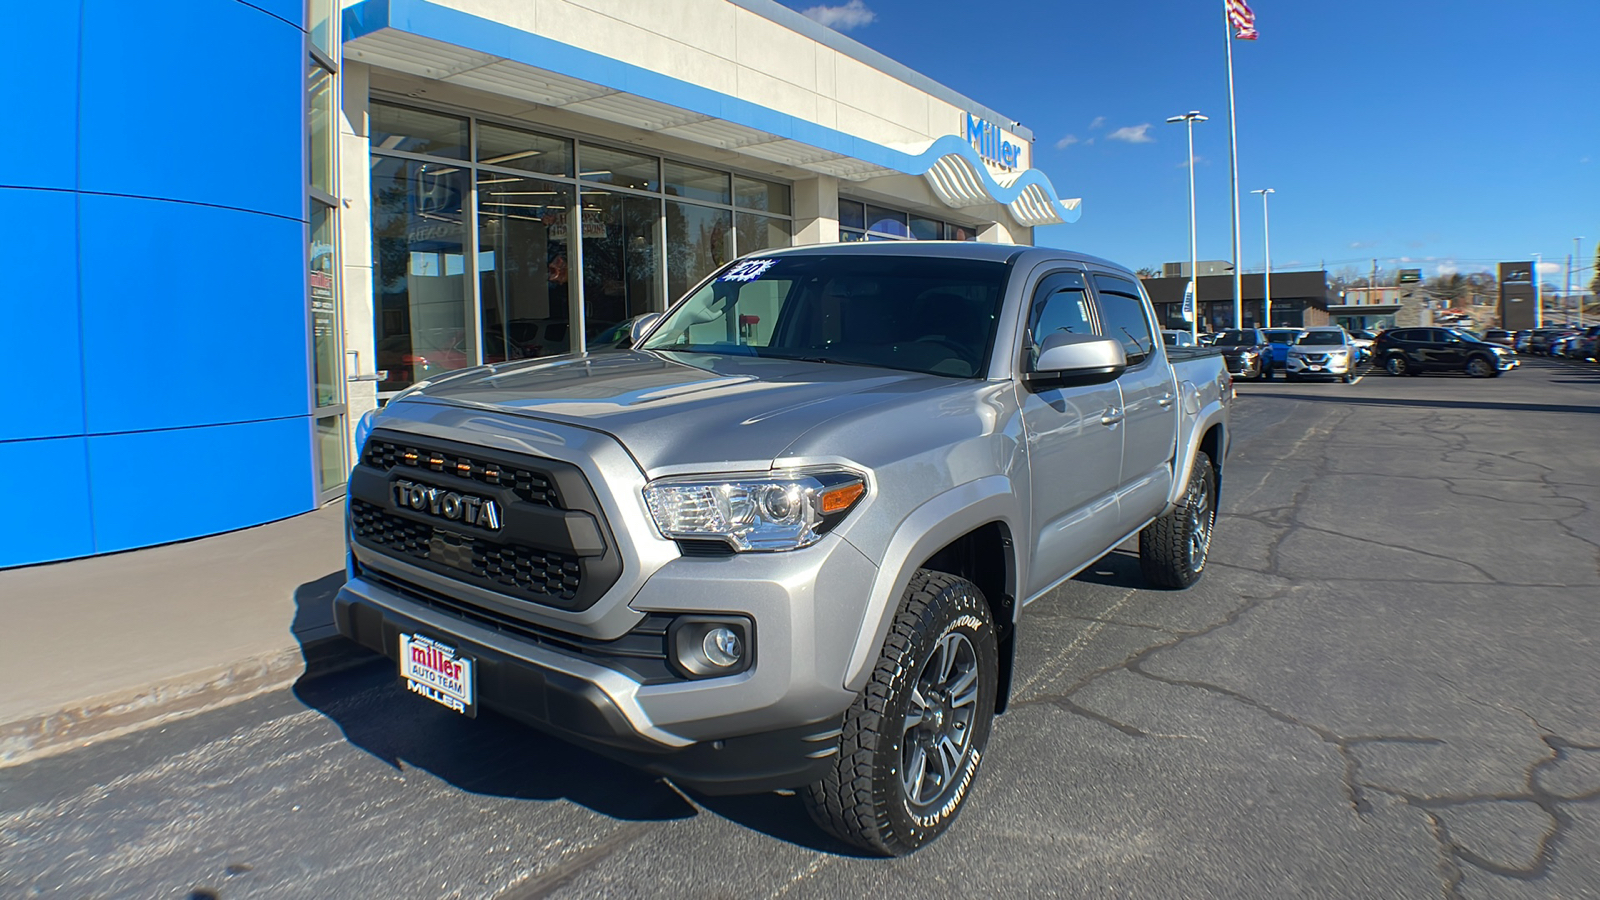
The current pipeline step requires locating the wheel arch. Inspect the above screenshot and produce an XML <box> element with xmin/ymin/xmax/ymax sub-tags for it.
<box><xmin>843</xmin><ymin>477</ymin><xmax>1022</xmax><ymax>710</ymax></box>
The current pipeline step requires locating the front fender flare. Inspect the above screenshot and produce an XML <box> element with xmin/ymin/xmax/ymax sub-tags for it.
<box><xmin>840</xmin><ymin>475</ymin><xmax>1023</xmax><ymax>693</ymax></box>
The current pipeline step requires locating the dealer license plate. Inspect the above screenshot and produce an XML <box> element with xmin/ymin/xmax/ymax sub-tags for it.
<box><xmin>399</xmin><ymin>633</ymin><xmax>476</xmax><ymax>717</ymax></box>
<box><xmin>1308</xmin><ymin>365</ymin><xmax>1323</xmax><ymax>371</ymax></box>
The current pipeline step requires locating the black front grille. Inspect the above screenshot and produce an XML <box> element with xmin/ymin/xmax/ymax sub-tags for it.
<box><xmin>361</xmin><ymin>568</ymin><xmax>679</xmax><ymax>684</ymax></box>
<box><xmin>364</xmin><ymin>438</ymin><xmax>557</xmax><ymax>507</ymax></box>
<box><xmin>352</xmin><ymin>500</ymin><xmax>582</xmax><ymax>603</ymax></box>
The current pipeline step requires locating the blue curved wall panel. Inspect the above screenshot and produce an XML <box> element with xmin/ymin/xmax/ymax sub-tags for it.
<box><xmin>0</xmin><ymin>0</ymin><xmax>314</xmax><ymax>568</ymax></box>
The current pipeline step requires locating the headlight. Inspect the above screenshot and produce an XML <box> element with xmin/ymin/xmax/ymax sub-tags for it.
<box><xmin>644</xmin><ymin>470</ymin><xmax>867</xmax><ymax>551</ymax></box>
<box><xmin>1240</xmin><ymin>350</ymin><xmax>1257</xmax><ymax>359</ymax></box>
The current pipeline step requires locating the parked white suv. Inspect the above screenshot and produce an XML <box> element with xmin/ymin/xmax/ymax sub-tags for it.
<box><xmin>1286</xmin><ymin>326</ymin><xmax>1358</xmax><ymax>383</ymax></box>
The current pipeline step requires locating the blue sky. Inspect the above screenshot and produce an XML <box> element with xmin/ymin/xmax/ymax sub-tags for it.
<box><xmin>779</xmin><ymin>0</ymin><xmax>1599</xmax><ymax>288</ymax></box>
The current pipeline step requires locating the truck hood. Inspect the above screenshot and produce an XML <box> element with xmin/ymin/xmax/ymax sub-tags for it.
<box><xmin>397</xmin><ymin>350</ymin><xmax>954</xmax><ymax>473</ymax></box>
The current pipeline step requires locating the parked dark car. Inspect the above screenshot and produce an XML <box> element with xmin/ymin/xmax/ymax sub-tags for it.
<box><xmin>1482</xmin><ymin>329</ymin><xmax>1515</xmax><ymax>346</ymax></box>
<box><xmin>1528</xmin><ymin>328</ymin><xmax>1579</xmax><ymax>356</ymax></box>
<box><xmin>1572</xmin><ymin>325</ymin><xmax>1600</xmax><ymax>362</ymax></box>
<box><xmin>1212</xmin><ymin>328</ymin><xmax>1273</xmax><ymax>380</ymax></box>
<box><xmin>1374</xmin><ymin>327</ymin><xmax>1519</xmax><ymax>378</ymax></box>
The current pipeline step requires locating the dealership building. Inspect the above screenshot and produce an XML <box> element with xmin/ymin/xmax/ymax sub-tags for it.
<box><xmin>4</xmin><ymin>0</ymin><xmax>1080</xmax><ymax>568</ymax></box>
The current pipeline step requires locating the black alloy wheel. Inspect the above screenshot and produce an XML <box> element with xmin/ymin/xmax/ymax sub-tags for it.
<box><xmin>1465</xmin><ymin>356</ymin><xmax>1494</xmax><ymax>378</ymax></box>
<box><xmin>1385</xmin><ymin>354</ymin><xmax>1410</xmax><ymax>376</ymax></box>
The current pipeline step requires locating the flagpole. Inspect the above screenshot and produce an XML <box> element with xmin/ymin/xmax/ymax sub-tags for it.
<box><xmin>1224</xmin><ymin>3</ymin><xmax>1243</xmax><ymax>329</ymax></box>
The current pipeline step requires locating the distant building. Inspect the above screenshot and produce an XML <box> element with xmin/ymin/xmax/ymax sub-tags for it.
<box><xmin>1141</xmin><ymin>267</ymin><xmax>1332</xmax><ymax>331</ymax></box>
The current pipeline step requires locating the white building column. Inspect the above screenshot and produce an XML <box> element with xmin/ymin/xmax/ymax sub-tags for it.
<box><xmin>339</xmin><ymin>62</ymin><xmax>377</xmax><ymax>458</ymax></box>
<box><xmin>791</xmin><ymin>175</ymin><xmax>839</xmax><ymax>245</ymax></box>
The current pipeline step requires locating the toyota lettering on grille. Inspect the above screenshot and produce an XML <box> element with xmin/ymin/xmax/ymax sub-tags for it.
<box><xmin>393</xmin><ymin>479</ymin><xmax>502</xmax><ymax>531</ymax></box>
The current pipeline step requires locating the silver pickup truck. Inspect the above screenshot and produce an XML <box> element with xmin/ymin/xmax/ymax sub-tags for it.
<box><xmin>335</xmin><ymin>243</ymin><xmax>1232</xmax><ymax>855</ymax></box>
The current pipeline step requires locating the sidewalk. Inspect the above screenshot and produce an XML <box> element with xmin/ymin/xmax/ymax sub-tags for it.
<box><xmin>0</xmin><ymin>504</ymin><xmax>368</xmax><ymax>766</ymax></box>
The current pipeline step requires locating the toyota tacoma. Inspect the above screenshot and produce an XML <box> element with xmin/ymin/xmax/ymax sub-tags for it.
<box><xmin>335</xmin><ymin>242</ymin><xmax>1232</xmax><ymax>855</ymax></box>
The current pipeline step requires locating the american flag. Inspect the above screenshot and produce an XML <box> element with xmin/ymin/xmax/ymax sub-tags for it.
<box><xmin>1226</xmin><ymin>0</ymin><xmax>1258</xmax><ymax>40</ymax></box>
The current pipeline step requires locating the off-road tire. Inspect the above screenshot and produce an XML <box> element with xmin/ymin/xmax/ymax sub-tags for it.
<box><xmin>804</xmin><ymin>570</ymin><xmax>999</xmax><ymax>857</ymax></box>
<box><xmin>1140</xmin><ymin>450</ymin><xmax>1217</xmax><ymax>589</ymax></box>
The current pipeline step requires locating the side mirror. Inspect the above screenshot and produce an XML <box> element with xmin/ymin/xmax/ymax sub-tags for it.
<box><xmin>629</xmin><ymin>313</ymin><xmax>662</xmax><ymax>346</ymax></box>
<box><xmin>1025</xmin><ymin>333</ymin><xmax>1127</xmax><ymax>390</ymax></box>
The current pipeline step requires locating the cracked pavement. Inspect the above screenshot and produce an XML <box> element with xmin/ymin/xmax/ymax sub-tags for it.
<box><xmin>2</xmin><ymin>359</ymin><xmax>1597</xmax><ymax>898</ymax></box>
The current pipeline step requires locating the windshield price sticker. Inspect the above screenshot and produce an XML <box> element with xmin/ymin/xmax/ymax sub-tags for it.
<box><xmin>719</xmin><ymin>258</ymin><xmax>779</xmax><ymax>282</ymax></box>
<box><xmin>400</xmin><ymin>633</ymin><xmax>476</xmax><ymax>717</ymax></box>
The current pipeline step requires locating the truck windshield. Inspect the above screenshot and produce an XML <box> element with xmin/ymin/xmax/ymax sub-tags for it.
<box><xmin>637</xmin><ymin>254</ymin><xmax>1011</xmax><ymax>378</ymax></box>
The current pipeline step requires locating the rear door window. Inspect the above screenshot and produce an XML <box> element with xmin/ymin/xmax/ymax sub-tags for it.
<box><xmin>1091</xmin><ymin>274</ymin><xmax>1155</xmax><ymax>366</ymax></box>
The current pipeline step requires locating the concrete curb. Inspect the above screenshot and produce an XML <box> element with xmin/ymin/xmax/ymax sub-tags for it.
<box><xmin>0</xmin><ymin>638</ymin><xmax>378</xmax><ymax>769</ymax></box>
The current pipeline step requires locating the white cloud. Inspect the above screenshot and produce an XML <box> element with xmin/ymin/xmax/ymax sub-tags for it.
<box><xmin>1178</xmin><ymin>154</ymin><xmax>1206</xmax><ymax>168</ymax></box>
<box><xmin>1538</xmin><ymin>261</ymin><xmax>1561</xmax><ymax>275</ymax></box>
<box><xmin>1089</xmin><ymin>116</ymin><xmax>1106</xmax><ymax>129</ymax></box>
<box><xmin>802</xmin><ymin>0</ymin><xmax>876</xmax><ymax>30</ymax></box>
<box><xmin>1349</xmin><ymin>240</ymin><xmax>1378</xmax><ymax>249</ymax></box>
<box><xmin>1055</xmin><ymin>134</ymin><xmax>1080</xmax><ymax>149</ymax></box>
<box><xmin>1107</xmin><ymin>124</ymin><xmax>1154</xmax><ymax>144</ymax></box>
<box><xmin>1435</xmin><ymin>261</ymin><xmax>1459</xmax><ymax>275</ymax></box>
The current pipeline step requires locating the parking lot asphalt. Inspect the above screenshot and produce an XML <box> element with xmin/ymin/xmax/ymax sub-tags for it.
<box><xmin>2</xmin><ymin>357</ymin><xmax>1597</xmax><ymax>899</ymax></box>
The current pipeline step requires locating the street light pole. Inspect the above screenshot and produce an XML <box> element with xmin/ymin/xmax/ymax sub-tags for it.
<box><xmin>1167</xmin><ymin>111</ymin><xmax>1208</xmax><ymax>341</ymax></box>
<box><xmin>1251</xmin><ymin>188</ymin><xmax>1274</xmax><ymax>328</ymax></box>
<box><xmin>1576</xmin><ymin>237</ymin><xmax>1585</xmax><ymax>328</ymax></box>
<box><xmin>1533</xmin><ymin>253</ymin><xmax>1542</xmax><ymax>329</ymax></box>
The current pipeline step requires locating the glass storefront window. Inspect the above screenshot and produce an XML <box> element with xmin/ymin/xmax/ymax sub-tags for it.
<box><xmin>371</xmin><ymin>156</ymin><xmax>472</xmax><ymax>391</ymax></box>
<box><xmin>310</xmin><ymin>203</ymin><xmax>341</xmax><ymax>408</ymax></box>
<box><xmin>734</xmin><ymin>175</ymin><xmax>790</xmax><ymax>215</ymax></box>
<box><xmin>735</xmin><ymin>212</ymin><xmax>791</xmax><ymax>256</ymax></box>
<box><xmin>371</xmin><ymin>102</ymin><xmax>469</xmax><ymax>158</ymax></box>
<box><xmin>666</xmin><ymin>200</ymin><xmax>732</xmax><ymax>301</ymax></box>
<box><xmin>582</xmin><ymin>188</ymin><xmax>661</xmax><ymax>333</ymax></box>
<box><xmin>309</xmin><ymin>0</ymin><xmax>335</xmax><ymax>57</ymax></box>
<box><xmin>909</xmin><ymin>215</ymin><xmax>941</xmax><ymax>240</ymax></box>
<box><xmin>316</xmin><ymin>415</ymin><xmax>348</xmax><ymax>494</ymax></box>
<box><xmin>477</xmin><ymin>172</ymin><xmax>576</xmax><ymax>362</ymax></box>
<box><xmin>839</xmin><ymin>199</ymin><xmax>865</xmax><ymax>231</ymax></box>
<box><xmin>664</xmin><ymin>160</ymin><xmax>730</xmax><ymax>205</ymax></box>
<box><xmin>477</xmin><ymin>123</ymin><xmax>573</xmax><ymax>177</ymax></box>
<box><xmin>579</xmin><ymin>145</ymin><xmax>659</xmax><ymax>191</ymax></box>
<box><xmin>944</xmin><ymin>222</ymin><xmax>979</xmax><ymax>241</ymax></box>
<box><xmin>309</xmin><ymin>66</ymin><xmax>335</xmax><ymax>196</ymax></box>
<box><xmin>865</xmin><ymin>205</ymin><xmax>909</xmax><ymax>238</ymax></box>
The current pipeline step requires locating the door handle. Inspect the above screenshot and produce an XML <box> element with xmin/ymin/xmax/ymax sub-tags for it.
<box><xmin>1100</xmin><ymin>407</ymin><xmax>1125</xmax><ymax>426</ymax></box>
<box><xmin>1157</xmin><ymin>392</ymin><xmax>1174</xmax><ymax>408</ymax></box>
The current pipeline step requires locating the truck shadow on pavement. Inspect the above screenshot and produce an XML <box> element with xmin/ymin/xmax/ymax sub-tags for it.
<box><xmin>287</xmin><ymin>577</ymin><xmax>869</xmax><ymax>854</ymax></box>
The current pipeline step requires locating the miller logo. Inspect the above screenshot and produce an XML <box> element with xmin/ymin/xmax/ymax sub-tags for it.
<box><xmin>393</xmin><ymin>479</ymin><xmax>502</xmax><ymax>531</ymax></box>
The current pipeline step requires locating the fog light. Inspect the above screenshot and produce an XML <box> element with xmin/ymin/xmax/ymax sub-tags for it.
<box><xmin>703</xmin><ymin>627</ymin><xmax>743</xmax><ymax>668</ymax></box>
<box><xmin>668</xmin><ymin>616</ymin><xmax>753</xmax><ymax>679</ymax></box>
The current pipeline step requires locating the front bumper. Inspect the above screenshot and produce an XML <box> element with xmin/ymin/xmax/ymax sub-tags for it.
<box><xmin>336</xmin><ymin>530</ymin><xmax>876</xmax><ymax>794</ymax></box>
<box><xmin>1285</xmin><ymin>354</ymin><xmax>1353</xmax><ymax>376</ymax></box>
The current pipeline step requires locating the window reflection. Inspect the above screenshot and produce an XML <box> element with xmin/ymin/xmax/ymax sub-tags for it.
<box><xmin>370</xmin><ymin>102</ymin><xmax>468</xmax><ymax>158</ymax></box>
<box><xmin>310</xmin><ymin>205</ymin><xmax>340</xmax><ymax>407</ymax></box>
<box><xmin>309</xmin><ymin>66</ymin><xmax>334</xmax><ymax>195</ymax></box>
<box><xmin>667</xmin><ymin>200</ymin><xmax>731</xmax><ymax>300</ymax></box>
<box><xmin>735</xmin><ymin>212</ymin><xmax>790</xmax><ymax>257</ymax></box>
<box><xmin>579</xmin><ymin>145</ymin><xmax>659</xmax><ymax>191</ymax></box>
<box><xmin>478</xmin><ymin>123</ymin><xmax>572</xmax><ymax>177</ymax></box>
<box><xmin>478</xmin><ymin>173</ymin><xmax>575</xmax><ymax>361</ymax></box>
<box><xmin>582</xmin><ymin>189</ymin><xmax>661</xmax><ymax>337</ymax></box>
<box><xmin>371</xmin><ymin>157</ymin><xmax>472</xmax><ymax>391</ymax></box>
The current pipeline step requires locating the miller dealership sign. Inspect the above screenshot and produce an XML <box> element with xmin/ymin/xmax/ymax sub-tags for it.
<box><xmin>962</xmin><ymin>113</ymin><xmax>1025</xmax><ymax>171</ymax></box>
